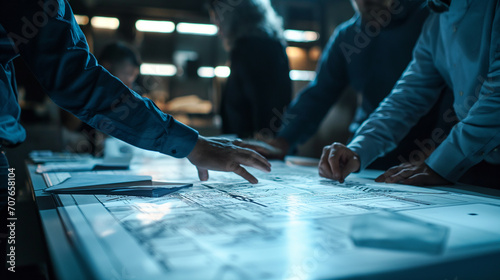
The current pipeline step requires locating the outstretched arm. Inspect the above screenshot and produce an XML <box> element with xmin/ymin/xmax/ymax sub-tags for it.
<box><xmin>0</xmin><ymin>0</ymin><xmax>270</xmax><ymax>183</ymax></box>
<box><xmin>320</xmin><ymin>15</ymin><xmax>446</xmax><ymax>182</ymax></box>
<box><xmin>0</xmin><ymin>0</ymin><xmax>197</xmax><ymax>157</ymax></box>
<box><xmin>346</xmin><ymin>15</ymin><xmax>445</xmax><ymax>172</ymax></box>
<box><xmin>278</xmin><ymin>27</ymin><xmax>350</xmax><ymax>149</ymax></box>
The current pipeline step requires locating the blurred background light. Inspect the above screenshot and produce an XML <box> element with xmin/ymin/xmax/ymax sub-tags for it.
<box><xmin>135</xmin><ymin>20</ymin><xmax>175</xmax><ymax>33</ymax></box>
<box><xmin>289</xmin><ymin>70</ymin><xmax>316</xmax><ymax>81</ymax></box>
<box><xmin>286</xmin><ymin>46</ymin><xmax>308</xmax><ymax>59</ymax></box>
<box><xmin>214</xmin><ymin>66</ymin><xmax>231</xmax><ymax>78</ymax></box>
<box><xmin>91</xmin><ymin>16</ymin><xmax>120</xmax><ymax>30</ymax></box>
<box><xmin>284</xmin><ymin>29</ymin><xmax>320</xmax><ymax>42</ymax></box>
<box><xmin>74</xmin><ymin>15</ymin><xmax>89</xmax><ymax>26</ymax></box>
<box><xmin>197</xmin><ymin>67</ymin><xmax>215</xmax><ymax>78</ymax></box>
<box><xmin>176</xmin><ymin>23</ymin><xmax>218</xmax><ymax>36</ymax></box>
<box><xmin>140</xmin><ymin>63</ymin><xmax>177</xmax><ymax>76</ymax></box>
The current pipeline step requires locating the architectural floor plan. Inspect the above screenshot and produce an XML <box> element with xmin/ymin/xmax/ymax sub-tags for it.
<box><xmin>44</xmin><ymin>157</ymin><xmax>500</xmax><ymax>280</ymax></box>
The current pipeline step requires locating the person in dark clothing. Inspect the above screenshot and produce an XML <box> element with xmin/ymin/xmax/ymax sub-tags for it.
<box><xmin>60</xmin><ymin>42</ymin><xmax>142</xmax><ymax>156</ymax></box>
<box><xmin>241</xmin><ymin>0</ymin><xmax>454</xmax><ymax>171</ymax></box>
<box><xmin>209</xmin><ymin>0</ymin><xmax>292</xmax><ymax>139</ymax></box>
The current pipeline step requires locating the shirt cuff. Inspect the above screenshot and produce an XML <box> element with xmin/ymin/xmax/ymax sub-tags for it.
<box><xmin>160</xmin><ymin>119</ymin><xmax>199</xmax><ymax>158</ymax></box>
<box><xmin>347</xmin><ymin>135</ymin><xmax>383</xmax><ymax>171</ymax></box>
<box><xmin>424</xmin><ymin>142</ymin><xmax>476</xmax><ymax>183</ymax></box>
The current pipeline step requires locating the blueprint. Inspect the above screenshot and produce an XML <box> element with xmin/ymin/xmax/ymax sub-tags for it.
<box><xmin>46</xmin><ymin>157</ymin><xmax>500</xmax><ymax>280</ymax></box>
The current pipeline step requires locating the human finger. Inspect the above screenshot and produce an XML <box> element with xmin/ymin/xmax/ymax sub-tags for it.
<box><xmin>386</xmin><ymin>168</ymin><xmax>415</xmax><ymax>183</ymax></box>
<box><xmin>235</xmin><ymin>140</ymin><xmax>280</xmax><ymax>158</ymax></box>
<box><xmin>196</xmin><ymin>166</ymin><xmax>209</xmax><ymax>181</ymax></box>
<box><xmin>327</xmin><ymin>147</ymin><xmax>343</xmax><ymax>182</ymax></box>
<box><xmin>340</xmin><ymin>155</ymin><xmax>360</xmax><ymax>183</ymax></box>
<box><xmin>206</xmin><ymin>137</ymin><xmax>232</xmax><ymax>144</ymax></box>
<box><xmin>236</xmin><ymin>148</ymin><xmax>272</xmax><ymax>172</ymax></box>
<box><xmin>401</xmin><ymin>170</ymin><xmax>451</xmax><ymax>186</ymax></box>
<box><xmin>231</xmin><ymin>138</ymin><xmax>244</xmax><ymax>146</ymax></box>
<box><xmin>400</xmin><ymin>173</ymin><xmax>427</xmax><ymax>186</ymax></box>
<box><xmin>233</xmin><ymin>165</ymin><xmax>258</xmax><ymax>184</ymax></box>
<box><xmin>319</xmin><ymin>151</ymin><xmax>334</xmax><ymax>179</ymax></box>
<box><xmin>319</xmin><ymin>165</ymin><xmax>334</xmax><ymax>179</ymax></box>
<box><xmin>318</xmin><ymin>146</ymin><xmax>334</xmax><ymax>179</ymax></box>
<box><xmin>375</xmin><ymin>165</ymin><xmax>404</xmax><ymax>182</ymax></box>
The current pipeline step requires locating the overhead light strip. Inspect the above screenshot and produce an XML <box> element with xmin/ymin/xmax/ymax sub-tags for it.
<box><xmin>91</xmin><ymin>16</ymin><xmax>120</xmax><ymax>30</ymax></box>
<box><xmin>197</xmin><ymin>66</ymin><xmax>231</xmax><ymax>78</ymax></box>
<box><xmin>197</xmin><ymin>67</ymin><xmax>215</xmax><ymax>78</ymax></box>
<box><xmin>284</xmin><ymin>29</ymin><xmax>320</xmax><ymax>42</ymax></box>
<box><xmin>176</xmin><ymin>23</ymin><xmax>218</xmax><ymax>36</ymax></box>
<box><xmin>289</xmin><ymin>70</ymin><xmax>316</xmax><ymax>81</ymax></box>
<box><xmin>135</xmin><ymin>20</ymin><xmax>175</xmax><ymax>33</ymax></box>
<box><xmin>214</xmin><ymin>66</ymin><xmax>230</xmax><ymax>78</ymax></box>
<box><xmin>140</xmin><ymin>63</ymin><xmax>177</xmax><ymax>77</ymax></box>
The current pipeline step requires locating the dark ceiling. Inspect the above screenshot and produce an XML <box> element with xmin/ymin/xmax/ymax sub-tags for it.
<box><xmin>70</xmin><ymin>0</ymin><xmax>211</xmax><ymax>20</ymax></box>
<box><xmin>69</xmin><ymin>0</ymin><xmax>325</xmax><ymax>22</ymax></box>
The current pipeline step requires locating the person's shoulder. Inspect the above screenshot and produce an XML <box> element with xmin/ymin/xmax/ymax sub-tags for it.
<box><xmin>335</xmin><ymin>15</ymin><xmax>360</xmax><ymax>35</ymax></box>
<box><xmin>321</xmin><ymin>15</ymin><xmax>359</xmax><ymax>49</ymax></box>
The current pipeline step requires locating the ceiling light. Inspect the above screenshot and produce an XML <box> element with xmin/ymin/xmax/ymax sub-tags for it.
<box><xmin>289</xmin><ymin>70</ymin><xmax>316</xmax><ymax>81</ymax></box>
<box><xmin>284</xmin><ymin>29</ymin><xmax>320</xmax><ymax>42</ymax></box>
<box><xmin>91</xmin><ymin>16</ymin><xmax>120</xmax><ymax>30</ymax></box>
<box><xmin>176</xmin><ymin>23</ymin><xmax>218</xmax><ymax>36</ymax></box>
<box><xmin>140</xmin><ymin>63</ymin><xmax>177</xmax><ymax>77</ymax></box>
<box><xmin>214</xmin><ymin>66</ymin><xmax>230</xmax><ymax>78</ymax></box>
<box><xmin>135</xmin><ymin>20</ymin><xmax>175</xmax><ymax>33</ymax></box>
<box><xmin>197</xmin><ymin>67</ymin><xmax>215</xmax><ymax>78</ymax></box>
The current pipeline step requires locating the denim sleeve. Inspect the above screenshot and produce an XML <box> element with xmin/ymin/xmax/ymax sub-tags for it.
<box><xmin>0</xmin><ymin>0</ymin><xmax>198</xmax><ymax>158</ymax></box>
<box><xmin>277</xmin><ymin>27</ymin><xmax>349</xmax><ymax>148</ymax></box>
<box><xmin>348</xmin><ymin>15</ymin><xmax>445</xmax><ymax>171</ymax></box>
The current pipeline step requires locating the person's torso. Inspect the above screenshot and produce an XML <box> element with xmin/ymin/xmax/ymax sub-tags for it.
<box><xmin>221</xmin><ymin>36</ymin><xmax>292</xmax><ymax>138</ymax></box>
<box><xmin>429</xmin><ymin>0</ymin><xmax>495</xmax><ymax>120</ymax></box>
<box><xmin>342</xmin><ymin>1</ymin><xmax>430</xmax><ymax>127</ymax></box>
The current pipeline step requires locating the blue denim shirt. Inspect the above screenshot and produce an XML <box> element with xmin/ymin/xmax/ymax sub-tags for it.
<box><xmin>0</xmin><ymin>0</ymin><xmax>198</xmax><ymax>158</ymax></box>
<box><xmin>348</xmin><ymin>0</ymin><xmax>500</xmax><ymax>181</ymax></box>
<box><xmin>0</xmin><ymin>24</ymin><xmax>23</xmax><ymax>148</ymax></box>
<box><xmin>277</xmin><ymin>0</ymin><xmax>429</xmax><ymax>148</ymax></box>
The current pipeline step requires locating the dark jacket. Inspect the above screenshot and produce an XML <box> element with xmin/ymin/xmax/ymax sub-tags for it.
<box><xmin>221</xmin><ymin>36</ymin><xmax>292</xmax><ymax>138</ymax></box>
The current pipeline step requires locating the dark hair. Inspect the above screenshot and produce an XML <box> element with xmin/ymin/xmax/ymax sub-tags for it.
<box><xmin>98</xmin><ymin>42</ymin><xmax>141</xmax><ymax>67</ymax></box>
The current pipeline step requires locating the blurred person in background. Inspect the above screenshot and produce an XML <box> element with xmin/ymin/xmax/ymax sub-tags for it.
<box><xmin>208</xmin><ymin>0</ymin><xmax>292</xmax><ymax>139</ymax></box>
<box><xmin>60</xmin><ymin>42</ymin><xmax>142</xmax><ymax>156</ymax></box>
<box><xmin>241</xmin><ymin>0</ymin><xmax>454</xmax><ymax>170</ymax></box>
<box><xmin>99</xmin><ymin>42</ymin><xmax>142</xmax><ymax>90</ymax></box>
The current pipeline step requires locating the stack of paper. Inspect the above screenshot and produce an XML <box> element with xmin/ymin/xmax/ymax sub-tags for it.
<box><xmin>30</xmin><ymin>150</ymin><xmax>93</xmax><ymax>163</ymax></box>
<box><xmin>43</xmin><ymin>173</ymin><xmax>192</xmax><ymax>197</ymax></box>
<box><xmin>36</xmin><ymin>156</ymin><xmax>133</xmax><ymax>173</ymax></box>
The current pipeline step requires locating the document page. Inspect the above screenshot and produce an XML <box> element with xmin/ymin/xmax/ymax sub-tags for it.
<box><xmin>51</xmin><ymin>158</ymin><xmax>500</xmax><ymax>280</ymax></box>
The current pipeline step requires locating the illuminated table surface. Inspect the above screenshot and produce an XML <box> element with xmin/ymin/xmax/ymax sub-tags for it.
<box><xmin>27</xmin><ymin>153</ymin><xmax>500</xmax><ymax>280</ymax></box>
